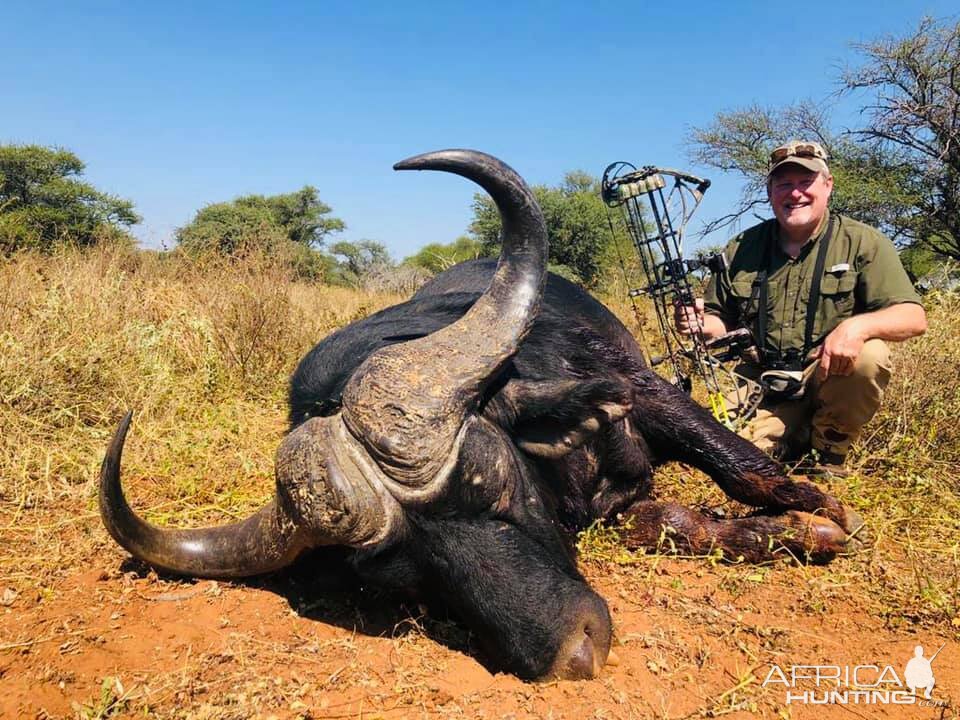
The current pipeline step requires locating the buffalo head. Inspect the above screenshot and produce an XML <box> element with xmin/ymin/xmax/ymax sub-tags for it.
<box><xmin>100</xmin><ymin>150</ymin><xmax>613</xmax><ymax>680</ymax></box>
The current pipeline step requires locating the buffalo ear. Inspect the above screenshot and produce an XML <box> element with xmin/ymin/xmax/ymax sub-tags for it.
<box><xmin>496</xmin><ymin>378</ymin><xmax>632</xmax><ymax>459</ymax></box>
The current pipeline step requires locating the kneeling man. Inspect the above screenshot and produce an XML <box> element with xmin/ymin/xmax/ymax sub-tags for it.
<box><xmin>676</xmin><ymin>141</ymin><xmax>926</xmax><ymax>473</ymax></box>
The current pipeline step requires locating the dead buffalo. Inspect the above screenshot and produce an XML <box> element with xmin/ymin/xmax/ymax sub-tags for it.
<box><xmin>100</xmin><ymin>149</ymin><xmax>861</xmax><ymax>681</ymax></box>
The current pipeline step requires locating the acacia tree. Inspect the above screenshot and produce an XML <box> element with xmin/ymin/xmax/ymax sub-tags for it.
<box><xmin>177</xmin><ymin>186</ymin><xmax>344</xmax><ymax>255</ymax></box>
<box><xmin>0</xmin><ymin>145</ymin><xmax>139</xmax><ymax>252</ymax></box>
<box><xmin>234</xmin><ymin>187</ymin><xmax>345</xmax><ymax>247</ymax></box>
<box><xmin>327</xmin><ymin>239</ymin><xmax>394</xmax><ymax>286</ymax></box>
<box><xmin>687</xmin><ymin>16</ymin><xmax>960</xmax><ymax>261</ymax></box>
<box><xmin>841</xmin><ymin>16</ymin><xmax>960</xmax><ymax>259</ymax></box>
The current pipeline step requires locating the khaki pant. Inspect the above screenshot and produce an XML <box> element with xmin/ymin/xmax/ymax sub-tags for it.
<box><xmin>726</xmin><ymin>339</ymin><xmax>892</xmax><ymax>460</ymax></box>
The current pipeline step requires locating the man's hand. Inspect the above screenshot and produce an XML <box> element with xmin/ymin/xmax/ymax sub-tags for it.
<box><xmin>674</xmin><ymin>299</ymin><xmax>705</xmax><ymax>336</ymax></box>
<box><xmin>814</xmin><ymin>317</ymin><xmax>866</xmax><ymax>381</ymax></box>
<box><xmin>673</xmin><ymin>299</ymin><xmax>729</xmax><ymax>339</ymax></box>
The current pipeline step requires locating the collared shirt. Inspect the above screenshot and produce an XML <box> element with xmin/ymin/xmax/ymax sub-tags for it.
<box><xmin>703</xmin><ymin>211</ymin><xmax>922</xmax><ymax>362</ymax></box>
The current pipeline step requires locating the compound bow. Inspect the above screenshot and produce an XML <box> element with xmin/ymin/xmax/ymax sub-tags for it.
<box><xmin>601</xmin><ymin>162</ymin><xmax>760</xmax><ymax>427</ymax></box>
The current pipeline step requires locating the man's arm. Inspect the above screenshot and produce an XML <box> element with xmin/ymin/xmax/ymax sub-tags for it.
<box><xmin>816</xmin><ymin>302</ymin><xmax>927</xmax><ymax>380</ymax></box>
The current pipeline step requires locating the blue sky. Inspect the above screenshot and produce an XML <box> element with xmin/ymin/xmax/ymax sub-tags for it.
<box><xmin>4</xmin><ymin>2</ymin><xmax>956</xmax><ymax>259</ymax></box>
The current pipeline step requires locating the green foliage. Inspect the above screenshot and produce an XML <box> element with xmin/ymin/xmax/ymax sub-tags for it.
<box><xmin>327</xmin><ymin>239</ymin><xmax>394</xmax><ymax>287</ymax></box>
<box><xmin>72</xmin><ymin>676</ymin><xmax>127</xmax><ymax>719</ymax></box>
<box><xmin>284</xmin><ymin>241</ymin><xmax>336</xmax><ymax>282</ymax></box>
<box><xmin>469</xmin><ymin>171</ymin><xmax>627</xmax><ymax>286</ymax></box>
<box><xmin>686</xmin><ymin>16</ymin><xmax>960</xmax><ymax>262</ymax></box>
<box><xmin>403</xmin><ymin>235</ymin><xmax>487</xmax><ymax>273</ymax></box>
<box><xmin>177</xmin><ymin>186</ymin><xmax>344</xmax><ymax>256</ymax></box>
<box><xmin>0</xmin><ymin>144</ymin><xmax>139</xmax><ymax>252</ymax></box>
<box><xmin>234</xmin><ymin>186</ymin><xmax>345</xmax><ymax>247</ymax></box>
<box><xmin>176</xmin><ymin>201</ymin><xmax>285</xmax><ymax>255</ymax></box>
<box><xmin>899</xmin><ymin>243</ymin><xmax>943</xmax><ymax>281</ymax></box>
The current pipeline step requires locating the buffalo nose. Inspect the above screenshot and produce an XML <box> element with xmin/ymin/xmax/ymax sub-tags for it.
<box><xmin>564</xmin><ymin>630</ymin><xmax>602</xmax><ymax>680</ymax></box>
<box><xmin>547</xmin><ymin>596</ymin><xmax>612</xmax><ymax>680</ymax></box>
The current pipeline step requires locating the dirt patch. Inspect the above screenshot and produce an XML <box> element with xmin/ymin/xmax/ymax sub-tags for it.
<box><xmin>2</xmin><ymin>549</ymin><xmax>955</xmax><ymax>719</ymax></box>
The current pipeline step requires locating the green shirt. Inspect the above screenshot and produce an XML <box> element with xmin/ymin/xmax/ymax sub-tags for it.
<box><xmin>703</xmin><ymin>212</ymin><xmax>922</xmax><ymax>363</ymax></box>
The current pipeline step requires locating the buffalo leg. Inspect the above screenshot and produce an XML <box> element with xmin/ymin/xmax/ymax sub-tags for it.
<box><xmin>620</xmin><ymin>500</ymin><xmax>849</xmax><ymax>564</ymax></box>
<box><xmin>628</xmin><ymin>373</ymin><xmax>859</xmax><ymax>532</ymax></box>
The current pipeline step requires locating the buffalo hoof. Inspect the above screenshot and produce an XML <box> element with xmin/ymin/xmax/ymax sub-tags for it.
<box><xmin>841</xmin><ymin>507</ymin><xmax>870</xmax><ymax>551</ymax></box>
<box><xmin>781</xmin><ymin>510</ymin><xmax>852</xmax><ymax>562</ymax></box>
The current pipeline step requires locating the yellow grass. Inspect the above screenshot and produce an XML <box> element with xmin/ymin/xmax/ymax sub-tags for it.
<box><xmin>1</xmin><ymin>243</ymin><xmax>957</xmax><ymax>626</ymax></box>
<box><xmin>0</xmin><ymin>245</ymin><xmax>404</xmax><ymax>589</ymax></box>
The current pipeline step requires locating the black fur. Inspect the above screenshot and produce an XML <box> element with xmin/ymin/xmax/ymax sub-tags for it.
<box><xmin>288</xmin><ymin>259</ymin><xmax>848</xmax><ymax>678</ymax></box>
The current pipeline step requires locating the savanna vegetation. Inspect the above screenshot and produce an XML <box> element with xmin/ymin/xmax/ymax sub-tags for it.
<box><xmin>1</xmin><ymin>14</ymin><xmax>958</xmax><ymax>720</ymax></box>
<box><xmin>0</xmin><ymin>146</ymin><xmax>139</xmax><ymax>253</ymax></box>
<box><xmin>0</xmin><ymin>243</ymin><xmax>956</xmax><ymax>718</ymax></box>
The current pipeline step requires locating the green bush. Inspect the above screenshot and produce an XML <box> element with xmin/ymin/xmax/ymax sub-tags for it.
<box><xmin>177</xmin><ymin>186</ymin><xmax>344</xmax><ymax>256</ymax></box>
<box><xmin>0</xmin><ymin>145</ymin><xmax>139</xmax><ymax>252</ymax></box>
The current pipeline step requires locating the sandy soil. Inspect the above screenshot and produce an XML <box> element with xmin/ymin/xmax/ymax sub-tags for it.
<box><xmin>1</xmin><ymin>543</ymin><xmax>956</xmax><ymax>720</ymax></box>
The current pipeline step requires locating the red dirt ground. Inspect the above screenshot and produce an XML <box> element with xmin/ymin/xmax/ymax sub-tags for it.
<box><xmin>1</xmin><ymin>545</ymin><xmax>956</xmax><ymax>719</ymax></box>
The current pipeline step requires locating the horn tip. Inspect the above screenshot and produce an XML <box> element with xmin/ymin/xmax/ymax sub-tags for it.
<box><xmin>101</xmin><ymin>410</ymin><xmax>135</xmax><ymax>484</ymax></box>
<box><xmin>116</xmin><ymin>409</ymin><xmax>134</xmax><ymax>442</ymax></box>
<box><xmin>393</xmin><ymin>149</ymin><xmax>481</xmax><ymax>172</ymax></box>
<box><xmin>393</xmin><ymin>154</ymin><xmax>436</xmax><ymax>172</ymax></box>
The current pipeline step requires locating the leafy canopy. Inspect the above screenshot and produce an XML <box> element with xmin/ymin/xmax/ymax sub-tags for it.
<box><xmin>403</xmin><ymin>235</ymin><xmax>486</xmax><ymax>274</ymax></box>
<box><xmin>469</xmin><ymin>171</ymin><xmax>627</xmax><ymax>286</ymax></box>
<box><xmin>327</xmin><ymin>239</ymin><xmax>393</xmax><ymax>286</ymax></box>
<box><xmin>177</xmin><ymin>186</ymin><xmax>344</xmax><ymax>255</ymax></box>
<box><xmin>0</xmin><ymin>144</ymin><xmax>139</xmax><ymax>252</ymax></box>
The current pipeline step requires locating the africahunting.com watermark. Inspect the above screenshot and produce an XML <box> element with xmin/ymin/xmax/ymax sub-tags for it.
<box><xmin>762</xmin><ymin>643</ymin><xmax>949</xmax><ymax>706</ymax></box>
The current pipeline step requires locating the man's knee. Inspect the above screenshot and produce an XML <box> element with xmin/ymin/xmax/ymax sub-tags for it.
<box><xmin>818</xmin><ymin>338</ymin><xmax>891</xmax><ymax>406</ymax></box>
<box><xmin>811</xmin><ymin>338</ymin><xmax>892</xmax><ymax>457</ymax></box>
<box><xmin>852</xmin><ymin>338</ymin><xmax>892</xmax><ymax>383</ymax></box>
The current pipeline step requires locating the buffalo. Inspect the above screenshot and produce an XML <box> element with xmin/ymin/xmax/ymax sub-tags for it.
<box><xmin>100</xmin><ymin>150</ymin><xmax>861</xmax><ymax>681</ymax></box>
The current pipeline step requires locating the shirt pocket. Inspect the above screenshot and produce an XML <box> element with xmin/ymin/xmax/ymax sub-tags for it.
<box><xmin>729</xmin><ymin>278</ymin><xmax>761</xmax><ymax>325</ymax></box>
<box><xmin>819</xmin><ymin>271</ymin><xmax>857</xmax><ymax>306</ymax></box>
<box><xmin>817</xmin><ymin>270</ymin><xmax>858</xmax><ymax>335</ymax></box>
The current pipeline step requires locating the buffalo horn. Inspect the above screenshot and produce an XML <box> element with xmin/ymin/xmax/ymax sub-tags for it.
<box><xmin>342</xmin><ymin>150</ymin><xmax>547</xmax><ymax>494</ymax></box>
<box><xmin>100</xmin><ymin>412</ymin><xmax>308</xmax><ymax>578</ymax></box>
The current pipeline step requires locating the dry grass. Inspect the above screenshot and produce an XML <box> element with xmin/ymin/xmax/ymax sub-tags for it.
<box><xmin>0</xmin><ymin>244</ymin><xmax>404</xmax><ymax>591</ymax></box>
<box><xmin>0</xmin><ymin>246</ymin><xmax>958</xmax><ymax>718</ymax></box>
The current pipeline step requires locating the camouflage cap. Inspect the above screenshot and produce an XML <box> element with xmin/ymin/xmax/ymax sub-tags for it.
<box><xmin>767</xmin><ymin>140</ymin><xmax>830</xmax><ymax>180</ymax></box>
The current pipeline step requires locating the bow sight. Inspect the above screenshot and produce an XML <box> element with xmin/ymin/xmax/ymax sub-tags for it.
<box><xmin>601</xmin><ymin>162</ymin><xmax>753</xmax><ymax>427</ymax></box>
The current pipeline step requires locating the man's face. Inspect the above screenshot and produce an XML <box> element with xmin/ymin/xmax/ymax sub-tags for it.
<box><xmin>768</xmin><ymin>165</ymin><xmax>833</xmax><ymax>235</ymax></box>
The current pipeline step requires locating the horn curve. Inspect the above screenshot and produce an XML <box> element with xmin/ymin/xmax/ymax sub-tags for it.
<box><xmin>100</xmin><ymin>412</ymin><xmax>309</xmax><ymax>578</ymax></box>
<box><xmin>342</xmin><ymin>150</ymin><xmax>548</xmax><ymax>494</ymax></box>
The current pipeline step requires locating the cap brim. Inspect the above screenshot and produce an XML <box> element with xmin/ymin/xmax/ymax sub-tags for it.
<box><xmin>767</xmin><ymin>156</ymin><xmax>829</xmax><ymax>180</ymax></box>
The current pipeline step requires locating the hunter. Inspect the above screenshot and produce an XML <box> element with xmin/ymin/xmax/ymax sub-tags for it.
<box><xmin>676</xmin><ymin>140</ymin><xmax>927</xmax><ymax>474</ymax></box>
